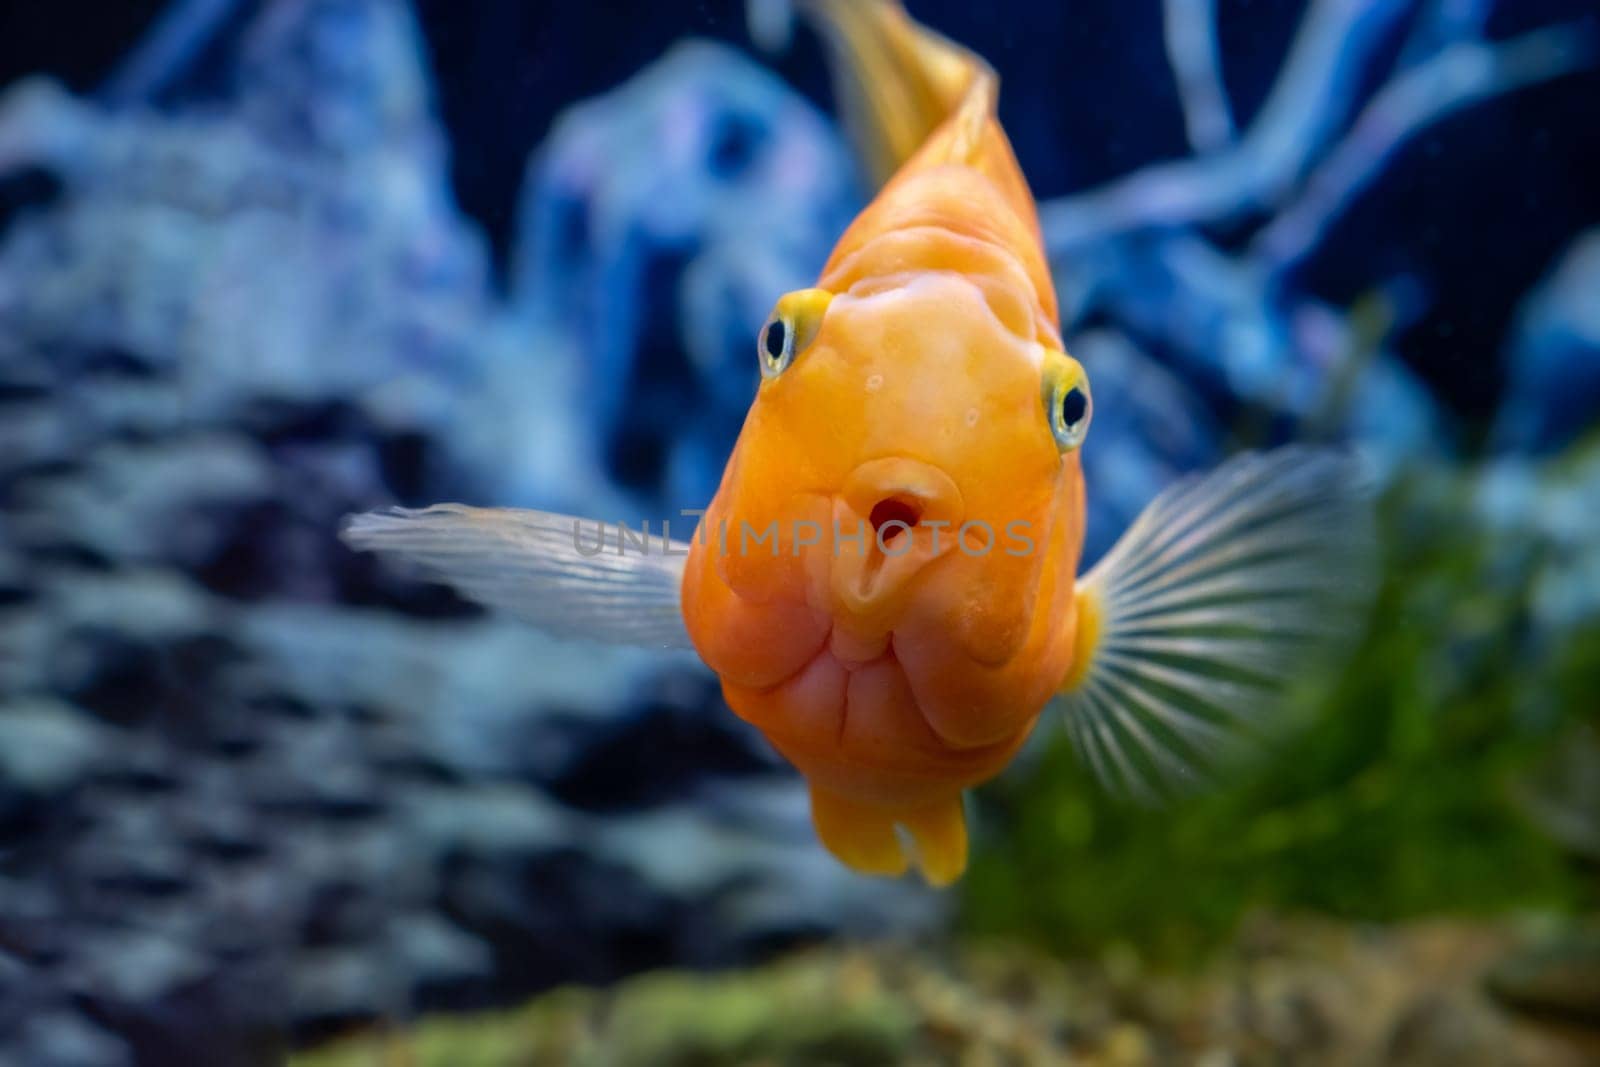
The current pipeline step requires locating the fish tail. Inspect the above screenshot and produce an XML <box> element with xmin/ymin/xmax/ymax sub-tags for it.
<box><xmin>1053</xmin><ymin>448</ymin><xmax>1378</xmax><ymax>801</ymax></box>
<box><xmin>782</xmin><ymin>0</ymin><xmax>995</xmax><ymax>186</ymax></box>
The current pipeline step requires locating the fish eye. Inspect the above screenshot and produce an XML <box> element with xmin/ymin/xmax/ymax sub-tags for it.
<box><xmin>1053</xmin><ymin>385</ymin><xmax>1092</xmax><ymax>451</ymax></box>
<box><xmin>1042</xmin><ymin>352</ymin><xmax>1092</xmax><ymax>452</ymax></box>
<box><xmin>759</xmin><ymin>316</ymin><xmax>793</xmax><ymax>379</ymax></box>
<box><xmin>758</xmin><ymin>288</ymin><xmax>833</xmax><ymax>381</ymax></box>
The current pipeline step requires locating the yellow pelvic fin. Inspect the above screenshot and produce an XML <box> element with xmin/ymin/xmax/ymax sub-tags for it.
<box><xmin>897</xmin><ymin>796</ymin><xmax>968</xmax><ymax>887</ymax></box>
<box><xmin>795</xmin><ymin>0</ymin><xmax>993</xmax><ymax>186</ymax></box>
<box><xmin>809</xmin><ymin>785</ymin><xmax>908</xmax><ymax>877</ymax></box>
<box><xmin>808</xmin><ymin>785</ymin><xmax>969</xmax><ymax>886</ymax></box>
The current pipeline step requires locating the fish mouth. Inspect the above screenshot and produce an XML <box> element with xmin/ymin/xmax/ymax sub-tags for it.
<box><xmin>828</xmin><ymin>457</ymin><xmax>964</xmax><ymax>625</ymax></box>
<box><xmin>840</xmin><ymin>456</ymin><xmax>963</xmax><ymax>531</ymax></box>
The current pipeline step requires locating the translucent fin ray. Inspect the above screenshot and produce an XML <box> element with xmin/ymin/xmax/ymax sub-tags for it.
<box><xmin>1053</xmin><ymin>447</ymin><xmax>1376</xmax><ymax>800</ymax></box>
<box><xmin>341</xmin><ymin>505</ymin><xmax>693</xmax><ymax>649</ymax></box>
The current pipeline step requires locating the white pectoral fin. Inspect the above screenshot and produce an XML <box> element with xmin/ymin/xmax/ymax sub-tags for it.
<box><xmin>1054</xmin><ymin>448</ymin><xmax>1377</xmax><ymax>799</ymax></box>
<box><xmin>341</xmin><ymin>505</ymin><xmax>695</xmax><ymax>650</ymax></box>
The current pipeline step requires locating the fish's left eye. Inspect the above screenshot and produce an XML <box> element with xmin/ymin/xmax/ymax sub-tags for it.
<box><xmin>1042</xmin><ymin>352</ymin><xmax>1092</xmax><ymax>453</ymax></box>
<box><xmin>1057</xmin><ymin>385</ymin><xmax>1090</xmax><ymax>441</ymax></box>
<box><xmin>758</xmin><ymin>288</ymin><xmax>833</xmax><ymax>381</ymax></box>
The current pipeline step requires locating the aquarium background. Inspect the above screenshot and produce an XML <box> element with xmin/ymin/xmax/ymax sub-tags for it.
<box><xmin>0</xmin><ymin>1</ymin><xmax>1597</xmax><ymax>1064</ymax></box>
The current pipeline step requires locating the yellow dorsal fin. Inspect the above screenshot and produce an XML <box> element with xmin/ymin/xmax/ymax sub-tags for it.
<box><xmin>944</xmin><ymin>65</ymin><xmax>996</xmax><ymax>167</ymax></box>
<box><xmin>795</xmin><ymin>0</ymin><xmax>994</xmax><ymax>186</ymax></box>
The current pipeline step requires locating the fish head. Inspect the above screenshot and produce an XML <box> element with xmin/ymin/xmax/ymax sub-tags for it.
<box><xmin>683</xmin><ymin>272</ymin><xmax>1091</xmax><ymax>789</ymax></box>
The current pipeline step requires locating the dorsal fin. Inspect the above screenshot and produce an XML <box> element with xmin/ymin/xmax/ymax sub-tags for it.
<box><xmin>944</xmin><ymin>65</ymin><xmax>996</xmax><ymax>168</ymax></box>
<box><xmin>787</xmin><ymin>0</ymin><xmax>993</xmax><ymax>186</ymax></box>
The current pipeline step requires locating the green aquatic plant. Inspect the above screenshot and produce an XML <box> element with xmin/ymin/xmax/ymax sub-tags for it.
<box><xmin>964</xmin><ymin>455</ymin><xmax>1600</xmax><ymax>961</ymax></box>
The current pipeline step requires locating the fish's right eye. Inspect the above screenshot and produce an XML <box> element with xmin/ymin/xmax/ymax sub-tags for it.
<box><xmin>759</xmin><ymin>316</ymin><xmax>793</xmax><ymax>378</ymax></box>
<box><xmin>758</xmin><ymin>288</ymin><xmax>833</xmax><ymax>382</ymax></box>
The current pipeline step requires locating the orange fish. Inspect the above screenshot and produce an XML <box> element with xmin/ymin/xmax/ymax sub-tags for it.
<box><xmin>345</xmin><ymin>0</ymin><xmax>1372</xmax><ymax>886</ymax></box>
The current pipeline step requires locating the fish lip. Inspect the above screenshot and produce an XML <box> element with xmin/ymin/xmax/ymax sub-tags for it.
<box><xmin>822</xmin><ymin>456</ymin><xmax>965</xmax><ymax>623</ymax></box>
<box><xmin>838</xmin><ymin>456</ymin><xmax>965</xmax><ymax>528</ymax></box>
